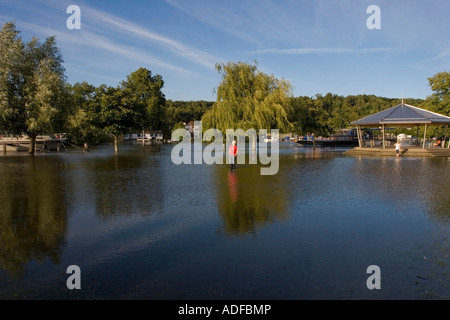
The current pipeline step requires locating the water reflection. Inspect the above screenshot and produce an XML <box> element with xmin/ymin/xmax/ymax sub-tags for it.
<box><xmin>0</xmin><ymin>145</ymin><xmax>449</xmax><ymax>299</ymax></box>
<box><xmin>351</xmin><ymin>156</ymin><xmax>450</xmax><ymax>224</ymax></box>
<box><xmin>0</xmin><ymin>156</ymin><xmax>67</xmax><ymax>278</ymax></box>
<box><xmin>215</xmin><ymin>164</ymin><xmax>289</xmax><ymax>235</ymax></box>
<box><xmin>227</xmin><ymin>171</ymin><xmax>239</xmax><ymax>203</ymax></box>
<box><xmin>80</xmin><ymin>150</ymin><xmax>164</xmax><ymax>219</ymax></box>
<box><xmin>415</xmin><ymin>159</ymin><xmax>450</xmax><ymax>224</ymax></box>
<box><xmin>90</xmin><ymin>154</ymin><xmax>163</xmax><ymax>218</ymax></box>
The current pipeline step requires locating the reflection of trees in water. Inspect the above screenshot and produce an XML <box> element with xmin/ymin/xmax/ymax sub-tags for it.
<box><xmin>417</xmin><ymin>159</ymin><xmax>450</xmax><ymax>225</ymax></box>
<box><xmin>0</xmin><ymin>157</ymin><xmax>67</xmax><ymax>278</ymax></box>
<box><xmin>82</xmin><ymin>152</ymin><xmax>164</xmax><ymax>219</ymax></box>
<box><xmin>215</xmin><ymin>166</ymin><xmax>289</xmax><ymax>235</ymax></box>
<box><xmin>352</xmin><ymin>157</ymin><xmax>450</xmax><ymax>223</ymax></box>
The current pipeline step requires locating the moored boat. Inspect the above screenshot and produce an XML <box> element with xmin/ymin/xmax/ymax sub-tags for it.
<box><xmin>297</xmin><ymin>129</ymin><xmax>361</xmax><ymax>148</ymax></box>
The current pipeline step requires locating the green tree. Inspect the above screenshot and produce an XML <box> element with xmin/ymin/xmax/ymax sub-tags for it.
<box><xmin>121</xmin><ymin>67</ymin><xmax>166</xmax><ymax>132</ymax></box>
<box><xmin>162</xmin><ymin>100</ymin><xmax>181</xmax><ymax>138</ymax></box>
<box><xmin>202</xmin><ymin>61</ymin><xmax>293</xmax><ymax>135</ymax></box>
<box><xmin>422</xmin><ymin>71</ymin><xmax>450</xmax><ymax>137</ymax></box>
<box><xmin>162</xmin><ymin>100</ymin><xmax>213</xmax><ymax>138</ymax></box>
<box><xmin>92</xmin><ymin>85</ymin><xmax>146</xmax><ymax>153</ymax></box>
<box><xmin>66</xmin><ymin>81</ymin><xmax>106</xmax><ymax>147</ymax></box>
<box><xmin>0</xmin><ymin>22</ymin><xmax>24</xmax><ymax>134</ymax></box>
<box><xmin>425</xmin><ymin>71</ymin><xmax>450</xmax><ymax>116</ymax></box>
<box><xmin>289</xmin><ymin>96</ymin><xmax>331</xmax><ymax>136</ymax></box>
<box><xmin>0</xmin><ymin>22</ymin><xmax>68</xmax><ymax>154</ymax></box>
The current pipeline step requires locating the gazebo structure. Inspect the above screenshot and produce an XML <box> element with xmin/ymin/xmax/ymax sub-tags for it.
<box><xmin>346</xmin><ymin>102</ymin><xmax>450</xmax><ymax>157</ymax></box>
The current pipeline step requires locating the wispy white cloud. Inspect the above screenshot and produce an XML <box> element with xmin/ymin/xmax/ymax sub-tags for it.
<box><xmin>2</xmin><ymin>1</ymin><xmax>220</xmax><ymax>72</ymax></box>
<box><xmin>82</xmin><ymin>6</ymin><xmax>219</xmax><ymax>70</ymax></box>
<box><xmin>2</xmin><ymin>0</ymin><xmax>446</xmax><ymax>100</ymax></box>
<box><xmin>254</xmin><ymin>47</ymin><xmax>398</xmax><ymax>55</ymax></box>
<box><xmin>164</xmin><ymin>0</ymin><xmax>261</xmax><ymax>45</ymax></box>
<box><xmin>12</xmin><ymin>19</ymin><xmax>195</xmax><ymax>76</ymax></box>
<box><xmin>164</xmin><ymin>0</ymin><xmax>370</xmax><ymax>48</ymax></box>
<box><xmin>432</xmin><ymin>50</ymin><xmax>450</xmax><ymax>61</ymax></box>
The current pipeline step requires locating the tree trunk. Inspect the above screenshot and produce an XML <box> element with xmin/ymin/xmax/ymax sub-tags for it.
<box><xmin>28</xmin><ymin>133</ymin><xmax>37</xmax><ymax>155</ymax></box>
<box><xmin>114</xmin><ymin>135</ymin><xmax>119</xmax><ymax>153</ymax></box>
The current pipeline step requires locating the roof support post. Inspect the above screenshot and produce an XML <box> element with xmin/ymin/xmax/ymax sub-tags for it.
<box><xmin>423</xmin><ymin>124</ymin><xmax>427</xmax><ymax>149</ymax></box>
<box><xmin>356</xmin><ymin>126</ymin><xmax>362</xmax><ymax>147</ymax></box>
<box><xmin>382</xmin><ymin>124</ymin><xmax>386</xmax><ymax>149</ymax></box>
<box><xmin>445</xmin><ymin>125</ymin><xmax>449</xmax><ymax>149</ymax></box>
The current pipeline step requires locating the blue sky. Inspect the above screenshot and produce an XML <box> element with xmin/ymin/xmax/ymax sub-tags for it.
<box><xmin>1</xmin><ymin>0</ymin><xmax>449</xmax><ymax>101</ymax></box>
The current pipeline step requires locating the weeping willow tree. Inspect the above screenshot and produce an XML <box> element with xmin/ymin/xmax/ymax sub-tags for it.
<box><xmin>202</xmin><ymin>61</ymin><xmax>293</xmax><ymax>137</ymax></box>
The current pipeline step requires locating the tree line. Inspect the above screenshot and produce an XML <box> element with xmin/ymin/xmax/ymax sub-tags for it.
<box><xmin>1</xmin><ymin>22</ymin><xmax>449</xmax><ymax>154</ymax></box>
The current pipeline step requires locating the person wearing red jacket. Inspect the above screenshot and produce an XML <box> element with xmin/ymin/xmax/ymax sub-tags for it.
<box><xmin>229</xmin><ymin>140</ymin><xmax>238</xmax><ymax>170</ymax></box>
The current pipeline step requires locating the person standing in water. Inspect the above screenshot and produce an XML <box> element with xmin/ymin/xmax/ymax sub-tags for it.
<box><xmin>229</xmin><ymin>140</ymin><xmax>238</xmax><ymax>170</ymax></box>
<box><xmin>394</xmin><ymin>140</ymin><xmax>402</xmax><ymax>157</ymax></box>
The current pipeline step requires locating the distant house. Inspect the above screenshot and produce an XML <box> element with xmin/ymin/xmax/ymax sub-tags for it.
<box><xmin>148</xmin><ymin>130</ymin><xmax>164</xmax><ymax>141</ymax></box>
<box><xmin>123</xmin><ymin>133</ymin><xmax>142</xmax><ymax>141</ymax></box>
<box><xmin>124</xmin><ymin>130</ymin><xmax>163</xmax><ymax>142</ymax></box>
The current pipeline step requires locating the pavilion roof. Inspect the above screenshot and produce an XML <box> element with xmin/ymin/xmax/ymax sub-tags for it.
<box><xmin>350</xmin><ymin>103</ymin><xmax>450</xmax><ymax>126</ymax></box>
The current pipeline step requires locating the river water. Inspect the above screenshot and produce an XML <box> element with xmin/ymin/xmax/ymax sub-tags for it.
<box><xmin>0</xmin><ymin>142</ymin><xmax>449</xmax><ymax>300</ymax></box>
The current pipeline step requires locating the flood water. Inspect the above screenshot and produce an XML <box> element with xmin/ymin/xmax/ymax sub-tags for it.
<box><xmin>0</xmin><ymin>142</ymin><xmax>449</xmax><ymax>300</ymax></box>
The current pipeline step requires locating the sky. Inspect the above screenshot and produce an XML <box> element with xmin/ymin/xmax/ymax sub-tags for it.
<box><xmin>0</xmin><ymin>0</ymin><xmax>449</xmax><ymax>102</ymax></box>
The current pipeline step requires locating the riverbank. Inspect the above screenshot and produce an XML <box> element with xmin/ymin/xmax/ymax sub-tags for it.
<box><xmin>345</xmin><ymin>146</ymin><xmax>450</xmax><ymax>158</ymax></box>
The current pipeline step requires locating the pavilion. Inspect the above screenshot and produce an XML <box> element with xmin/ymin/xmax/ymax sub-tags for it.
<box><xmin>345</xmin><ymin>101</ymin><xmax>450</xmax><ymax>157</ymax></box>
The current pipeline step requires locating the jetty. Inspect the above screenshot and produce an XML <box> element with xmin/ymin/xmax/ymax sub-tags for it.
<box><xmin>1</xmin><ymin>135</ymin><xmax>66</xmax><ymax>152</ymax></box>
<box><xmin>345</xmin><ymin>146</ymin><xmax>450</xmax><ymax>157</ymax></box>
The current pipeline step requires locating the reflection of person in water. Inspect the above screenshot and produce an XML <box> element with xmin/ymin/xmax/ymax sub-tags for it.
<box><xmin>227</xmin><ymin>171</ymin><xmax>238</xmax><ymax>203</ymax></box>
<box><xmin>229</xmin><ymin>140</ymin><xmax>238</xmax><ymax>170</ymax></box>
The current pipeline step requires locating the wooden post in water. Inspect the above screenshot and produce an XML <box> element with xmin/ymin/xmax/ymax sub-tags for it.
<box><xmin>312</xmin><ymin>133</ymin><xmax>315</xmax><ymax>151</ymax></box>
